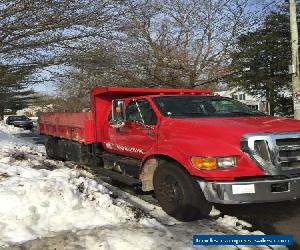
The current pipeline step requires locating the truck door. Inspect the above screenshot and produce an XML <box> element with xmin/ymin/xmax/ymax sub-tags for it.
<box><xmin>107</xmin><ymin>99</ymin><xmax>158</xmax><ymax>158</ymax></box>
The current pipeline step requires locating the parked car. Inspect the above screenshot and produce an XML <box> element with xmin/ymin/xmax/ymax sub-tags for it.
<box><xmin>6</xmin><ymin>115</ymin><xmax>33</xmax><ymax>130</ymax></box>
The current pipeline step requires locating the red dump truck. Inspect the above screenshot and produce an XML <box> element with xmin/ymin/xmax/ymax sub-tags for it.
<box><xmin>39</xmin><ymin>87</ymin><xmax>300</xmax><ymax>221</ymax></box>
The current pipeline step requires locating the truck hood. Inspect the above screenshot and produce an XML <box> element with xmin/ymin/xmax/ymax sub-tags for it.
<box><xmin>162</xmin><ymin>116</ymin><xmax>300</xmax><ymax>144</ymax></box>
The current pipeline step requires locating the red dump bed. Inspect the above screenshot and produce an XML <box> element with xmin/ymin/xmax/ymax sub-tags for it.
<box><xmin>39</xmin><ymin>112</ymin><xmax>95</xmax><ymax>144</ymax></box>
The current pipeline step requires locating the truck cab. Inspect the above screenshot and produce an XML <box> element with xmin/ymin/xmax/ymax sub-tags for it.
<box><xmin>39</xmin><ymin>87</ymin><xmax>300</xmax><ymax>221</ymax></box>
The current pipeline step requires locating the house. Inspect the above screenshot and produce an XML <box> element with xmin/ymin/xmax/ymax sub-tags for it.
<box><xmin>215</xmin><ymin>90</ymin><xmax>270</xmax><ymax>113</ymax></box>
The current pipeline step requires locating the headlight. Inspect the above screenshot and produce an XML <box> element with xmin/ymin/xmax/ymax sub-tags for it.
<box><xmin>217</xmin><ymin>157</ymin><xmax>236</xmax><ymax>168</ymax></box>
<box><xmin>191</xmin><ymin>156</ymin><xmax>236</xmax><ymax>170</ymax></box>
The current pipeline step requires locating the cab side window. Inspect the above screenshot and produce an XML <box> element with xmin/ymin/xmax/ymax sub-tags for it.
<box><xmin>137</xmin><ymin>100</ymin><xmax>157</xmax><ymax>125</ymax></box>
<box><xmin>126</xmin><ymin>100</ymin><xmax>157</xmax><ymax>125</ymax></box>
<box><xmin>126</xmin><ymin>101</ymin><xmax>143</xmax><ymax>123</ymax></box>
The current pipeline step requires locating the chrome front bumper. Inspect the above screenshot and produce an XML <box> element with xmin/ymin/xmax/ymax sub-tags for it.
<box><xmin>197</xmin><ymin>177</ymin><xmax>300</xmax><ymax>204</ymax></box>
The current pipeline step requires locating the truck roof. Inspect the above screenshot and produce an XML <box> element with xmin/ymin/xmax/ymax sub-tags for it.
<box><xmin>91</xmin><ymin>87</ymin><xmax>211</xmax><ymax>98</ymax></box>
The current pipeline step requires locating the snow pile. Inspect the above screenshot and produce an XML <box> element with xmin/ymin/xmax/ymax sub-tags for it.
<box><xmin>0</xmin><ymin>135</ymin><xmax>162</xmax><ymax>247</ymax></box>
<box><xmin>16</xmin><ymin>104</ymin><xmax>54</xmax><ymax>117</ymax></box>
<box><xmin>0</xmin><ymin>163</ymin><xmax>149</xmax><ymax>246</ymax></box>
<box><xmin>0</xmin><ymin>121</ymin><xmax>29</xmax><ymax>135</ymax></box>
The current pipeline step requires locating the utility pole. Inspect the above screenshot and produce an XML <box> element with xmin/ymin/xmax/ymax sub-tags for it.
<box><xmin>289</xmin><ymin>0</ymin><xmax>300</xmax><ymax>119</ymax></box>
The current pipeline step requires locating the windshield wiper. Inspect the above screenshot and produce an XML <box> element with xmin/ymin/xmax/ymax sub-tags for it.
<box><xmin>177</xmin><ymin>112</ymin><xmax>209</xmax><ymax>117</ymax></box>
<box><xmin>225</xmin><ymin>111</ymin><xmax>264</xmax><ymax>116</ymax></box>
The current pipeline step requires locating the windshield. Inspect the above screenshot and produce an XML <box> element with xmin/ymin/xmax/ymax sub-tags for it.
<box><xmin>152</xmin><ymin>96</ymin><xmax>265</xmax><ymax>118</ymax></box>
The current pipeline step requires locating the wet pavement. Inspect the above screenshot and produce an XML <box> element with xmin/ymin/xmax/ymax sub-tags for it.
<box><xmin>216</xmin><ymin>201</ymin><xmax>300</xmax><ymax>250</ymax></box>
<box><xmin>15</xmin><ymin>130</ymin><xmax>46</xmax><ymax>145</ymax></box>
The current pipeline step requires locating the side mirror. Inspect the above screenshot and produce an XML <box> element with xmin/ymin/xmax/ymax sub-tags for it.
<box><xmin>110</xmin><ymin>100</ymin><xmax>126</xmax><ymax>128</ymax></box>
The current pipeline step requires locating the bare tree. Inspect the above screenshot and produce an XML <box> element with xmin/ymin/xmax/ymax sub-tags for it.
<box><xmin>65</xmin><ymin>0</ymin><xmax>262</xmax><ymax>89</ymax></box>
<box><xmin>55</xmin><ymin>0</ymin><xmax>280</xmax><ymax>110</ymax></box>
<box><xmin>0</xmin><ymin>0</ymin><xmax>124</xmax><ymax>114</ymax></box>
<box><xmin>0</xmin><ymin>0</ymin><xmax>122</xmax><ymax>66</ymax></box>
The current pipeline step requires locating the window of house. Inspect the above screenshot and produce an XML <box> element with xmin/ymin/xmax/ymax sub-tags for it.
<box><xmin>232</xmin><ymin>94</ymin><xmax>238</xmax><ymax>100</ymax></box>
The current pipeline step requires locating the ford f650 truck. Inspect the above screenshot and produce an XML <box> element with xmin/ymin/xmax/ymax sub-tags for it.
<box><xmin>39</xmin><ymin>87</ymin><xmax>300</xmax><ymax>221</ymax></box>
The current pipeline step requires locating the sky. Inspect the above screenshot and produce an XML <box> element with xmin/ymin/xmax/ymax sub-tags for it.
<box><xmin>31</xmin><ymin>65</ymin><xmax>66</xmax><ymax>96</ymax></box>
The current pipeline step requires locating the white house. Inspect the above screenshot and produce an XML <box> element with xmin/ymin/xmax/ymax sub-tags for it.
<box><xmin>215</xmin><ymin>90</ymin><xmax>269</xmax><ymax>113</ymax></box>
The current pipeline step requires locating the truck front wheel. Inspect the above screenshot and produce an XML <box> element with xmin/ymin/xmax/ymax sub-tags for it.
<box><xmin>153</xmin><ymin>161</ymin><xmax>212</xmax><ymax>221</ymax></box>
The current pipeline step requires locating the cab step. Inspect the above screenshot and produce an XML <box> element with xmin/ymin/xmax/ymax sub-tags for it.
<box><xmin>100</xmin><ymin>152</ymin><xmax>141</xmax><ymax>178</ymax></box>
<box><xmin>92</xmin><ymin>166</ymin><xmax>141</xmax><ymax>186</ymax></box>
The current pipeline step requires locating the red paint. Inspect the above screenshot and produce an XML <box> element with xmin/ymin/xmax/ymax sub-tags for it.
<box><xmin>39</xmin><ymin>112</ymin><xmax>95</xmax><ymax>143</ymax></box>
<box><xmin>39</xmin><ymin>87</ymin><xmax>300</xmax><ymax>181</ymax></box>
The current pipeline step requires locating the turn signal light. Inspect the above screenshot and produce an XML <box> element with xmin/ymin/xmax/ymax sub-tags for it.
<box><xmin>191</xmin><ymin>157</ymin><xmax>217</xmax><ymax>170</ymax></box>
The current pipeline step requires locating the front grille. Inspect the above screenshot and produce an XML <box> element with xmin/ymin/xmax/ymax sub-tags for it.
<box><xmin>242</xmin><ymin>132</ymin><xmax>300</xmax><ymax>175</ymax></box>
<box><xmin>276</xmin><ymin>138</ymin><xmax>300</xmax><ymax>169</ymax></box>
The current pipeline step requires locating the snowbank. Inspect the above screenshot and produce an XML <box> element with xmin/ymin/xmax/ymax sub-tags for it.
<box><xmin>0</xmin><ymin>135</ymin><xmax>162</xmax><ymax>248</ymax></box>
<box><xmin>0</xmin><ymin>128</ymin><xmax>286</xmax><ymax>250</ymax></box>
<box><xmin>0</xmin><ymin>121</ymin><xmax>30</xmax><ymax>135</ymax></box>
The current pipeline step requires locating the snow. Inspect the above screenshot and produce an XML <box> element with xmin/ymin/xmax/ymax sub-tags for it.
<box><xmin>0</xmin><ymin>123</ymin><xmax>287</xmax><ymax>250</ymax></box>
<box><xmin>16</xmin><ymin>104</ymin><xmax>54</xmax><ymax>117</ymax></box>
<box><xmin>0</xmin><ymin>121</ymin><xmax>29</xmax><ymax>136</ymax></box>
<box><xmin>0</xmin><ymin>141</ymin><xmax>143</xmax><ymax>246</ymax></box>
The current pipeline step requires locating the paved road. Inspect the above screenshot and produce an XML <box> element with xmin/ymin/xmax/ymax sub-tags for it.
<box><xmin>16</xmin><ymin>130</ymin><xmax>300</xmax><ymax>250</ymax></box>
<box><xmin>216</xmin><ymin>201</ymin><xmax>300</xmax><ymax>250</ymax></box>
<box><xmin>16</xmin><ymin>129</ymin><xmax>46</xmax><ymax>145</ymax></box>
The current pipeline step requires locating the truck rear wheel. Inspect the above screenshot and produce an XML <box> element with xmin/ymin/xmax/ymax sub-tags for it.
<box><xmin>153</xmin><ymin>161</ymin><xmax>212</xmax><ymax>221</ymax></box>
<box><xmin>45</xmin><ymin>137</ymin><xmax>59</xmax><ymax>160</ymax></box>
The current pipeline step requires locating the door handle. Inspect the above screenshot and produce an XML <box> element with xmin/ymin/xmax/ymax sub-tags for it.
<box><xmin>146</xmin><ymin>130</ymin><xmax>156</xmax><ymax>136</ymax></box>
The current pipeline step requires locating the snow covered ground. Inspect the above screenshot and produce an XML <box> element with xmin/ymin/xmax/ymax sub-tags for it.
<box><xmin>0</xmin><ymin>122</ymin><xmax>286</xmax><ymax>250</ymax></box>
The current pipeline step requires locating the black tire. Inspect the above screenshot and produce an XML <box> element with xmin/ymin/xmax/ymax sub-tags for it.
<box><xmin>45</xmin><ymin>137</ymin><xmax>58</xmax><ymax>160</ymax></box>
<box><xmin>153</xmin><ymin>161</ymin><xmax>212</xmax><ymax>221</ymax></box>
